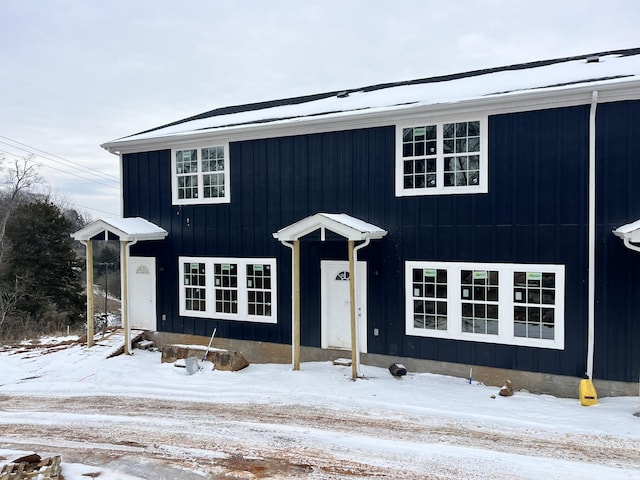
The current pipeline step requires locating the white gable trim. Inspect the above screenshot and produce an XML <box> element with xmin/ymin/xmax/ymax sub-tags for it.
<box><xmin>71</xmin><ymin>217</ymin><xmax>168</xmax><ymax>242</ymax></box>
<box><xmin>273</xmin><ymin>213</ymin><xmax>387</xmax><ymax>242</ymax></box>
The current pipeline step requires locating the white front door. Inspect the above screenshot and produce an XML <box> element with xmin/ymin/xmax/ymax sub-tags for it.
<box><xmin>128</xmin><ymin>257</ymin><xmax>157</xmax><ymax>331</ymax></box>
<box><xmin>321</xmin><ymin>260</ymin><xmax>367</xmax><ymax>352</ymax></box>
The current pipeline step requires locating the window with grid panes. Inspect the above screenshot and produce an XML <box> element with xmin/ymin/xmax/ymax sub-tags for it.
<box><xmin>461</xmin><ymin>269</ymin><xmax>499</xmax><ymax>335</ymax></box>
<box><xmin>396</xmin><ymin>116</ymin><xmax>487</xmax><ymax>196</ymax></box>
<box><xmin>214</xmin><ymin>262</ymin><xmax>238</xmax><ymax>314</ymax></box>
<box><xmin>179</xmin><ymin>257</ymin><xmax>277</xmax><ymax>323</ymax></box>
<box><xmin>201</xmin><ymin>146</ymin><xmax>226</xmax><ymax>199</ymax></box>
<box><xmin>246</xmin><ymin>263</ymin><xmax>272</xmax><ymax>317</ymax></box>
<box><xmin>183</xmin><ymin>262</ymin><xmax>206</xmax><ymax>312</ymax></box>
<box><xmin>411</xmin><ymin>267</ymin><xmax>448</xmax><ymax>331</ymax></box>
<box><xmin>405</xmin><ymin>261</ymin><xmax>564</xmax><ymax>349</ymax></box>
<box><xmin>172</xmin><ymin>144</ymin><xmax>230</xmax><ymax>205</ymax></box>
<box><xmin>443</xmin><ymin>121</ymin><xmax>481</xmax><ymax>187</ymax></box>
<box><xmin>176</xmin><ymin>149</ymin><xmax>199</xmax><ymax>200</ymax></box>
<box><xmin>513</xmin><ymin>271</ymin><xmax>557</xmax><ymax>340</ymax></box>
<box><xmin>402</xmin><ymin>125</ymin><xmax>437</xmax><ymax>190</ymax></box>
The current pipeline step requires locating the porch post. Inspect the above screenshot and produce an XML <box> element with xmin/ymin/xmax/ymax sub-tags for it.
<box><xmin>85</xmin><ymin>240</ymin><xmax>95</xmax><ymax>347</ymax></box>
<box><xmin>293</xmin><ymin>239</ymin><xmax>301</xmax><ymax>370</ymax></box>
<box><xmin>348</xmin><ymin>240</ymin><xmax>357</xmax><ymax>380</ymax></box>
<box><xmin>120</xmin><ymin>240</ymin><xmax>130</xmax><ymax>355</ymax></box>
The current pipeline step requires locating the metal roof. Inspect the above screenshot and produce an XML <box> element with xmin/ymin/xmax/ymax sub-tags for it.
<box><xmin>273</xmin><ymin>213</ymin><xmax>387</xmax><ymax>241</ymax></box>
<box><xmin>613</xmin><ymin>219</ymin><xmax>640</xmax><ymax>243</ymax></box>
<box><xmin>71</xmin><ymin>217</ymin><xmax>168</xmax><ymax>242</ymax></box>
<box><xmin>103</xmin><ymin>47</ymin><xmax>640</xmax><ymax>152</ymax></box>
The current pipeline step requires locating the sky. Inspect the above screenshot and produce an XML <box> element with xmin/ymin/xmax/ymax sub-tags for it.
<box><xmin>0</xmin><ymin>0</ymin><xmax>638</xmax><ymax>218</ymax></box>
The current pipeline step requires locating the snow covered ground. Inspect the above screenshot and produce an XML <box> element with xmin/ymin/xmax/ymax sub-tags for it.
<box><xmin>0</xmin><ymin>334</ymin><xmax>639</xmax><ymax>479</ymax></box>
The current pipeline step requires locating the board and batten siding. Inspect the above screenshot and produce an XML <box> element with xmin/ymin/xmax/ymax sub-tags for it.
<box><xmin>595</xmin><ymin>100</ymin><xmax>640</xmax><ymax>383</ymax></box>
<box><xmin>122</xmin><ymin>102</ymin><xmax>640</xmax><ymax>382</ymax></box>
<box><xmin>380</xmin><ymin>106</ymin><xmax>590</xmax><ymax>378</ymax></box>
<box><xmin>122</xmin><ymin>128</ymin><xmax>394</xmax><ymax>348</ymax></box>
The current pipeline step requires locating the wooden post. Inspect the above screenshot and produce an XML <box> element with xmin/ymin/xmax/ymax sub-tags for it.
<box><xmin>348</xmin><ymin>240</ymin><xmax>357</xmax><ymax>380</ymax></box>
<box><xmin>293</xmin><ymin>240</ymin><xmax>301</xmax><ymax>370</ymax></box>
<box><xmin>85</xmin><ymin>240</ymin><xmax>94</xmax><ymax>347</ymax></box>
<box><xmin>120</xmin><ymin>240</ymin><xmax>130</xmax><ymax>355</ymax></box>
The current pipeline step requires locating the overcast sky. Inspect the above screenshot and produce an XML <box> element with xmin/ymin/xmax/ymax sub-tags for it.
<box><xmin>0</xmin><ymin>0</ymin><xmax>637</xmax><ymax>218</ymax></box>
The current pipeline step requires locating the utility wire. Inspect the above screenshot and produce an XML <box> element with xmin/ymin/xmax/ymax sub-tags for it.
<box><xmin>0</xmin><ymin>135</ymin><xmax>119</xmax><ymax>182</ymax></box>
<box><xmin>0</xmin><ymin>148</ymin><xmax>119</xmax><ymax>190</ymax></box>
<box><xmin>0</xmin><ymin>135</ymin><xmax>120</xmax><ymax>185</ymax></box>
<box><xmin>0</xmin><ymin>149</ymin><xmax>120</xmax><ymax>216</ymax></box>
<box><xmin>71</xmin><ymin>201</ymin><xmax>120</xmax><ymax>217</ymax></box>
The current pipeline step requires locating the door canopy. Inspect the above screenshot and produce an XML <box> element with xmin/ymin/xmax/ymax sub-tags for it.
<box><xmin>613</xmin><ymin>218</ymin><xmax>640</xmax><ymax>253</ymax></box>
<box><xmin>273</xmin><ymin>213</ymin><xmax>387</xmax><ymax>242</ymax></box>
<box><xmin>71</xmin><ymin>217</ymin><xmax>167</xmax><ymax>354</ymax></box>
<box><xmin>71</xmin><ymin>217</ymin><xmax>168</xmax><ymax>242</ymax></box>
<box><xmin>273</xmin><ymin>213</ymin><xmax>386</xmax><ymax>380</ymax></box>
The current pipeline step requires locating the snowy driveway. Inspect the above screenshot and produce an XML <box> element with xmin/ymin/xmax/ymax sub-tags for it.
<box><xmin>1</xmin><ymin>339</ymin><xmax>639</xmax><ymax>479</ymax></box>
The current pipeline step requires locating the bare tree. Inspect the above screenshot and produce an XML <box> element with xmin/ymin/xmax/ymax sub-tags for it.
<box><xmin>0</xmin><ymin>275</ymin><xmax>24</xmax><ymax>334</ymax></box>
<box><xmin>0</xmin><ymin>154</ymin><xmax>41</xmax><ymax>265</ymax></box>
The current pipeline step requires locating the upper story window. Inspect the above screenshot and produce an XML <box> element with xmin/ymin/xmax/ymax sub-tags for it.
<box><xmin>405</xmin><ymin>261</ymin><xmax>565</xmax><ymax>349</ymax></box>
<box><xmin>395</xmin><ymin>116</ymin><xmax>488</xmax><ymax>196</ymax></box>
<box><xmin>172</xmin><ymin>144</ymin><xmax>230</xmax><ymax>205</ymax></box>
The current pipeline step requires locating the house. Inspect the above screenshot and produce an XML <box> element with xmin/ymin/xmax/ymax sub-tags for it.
<box><xmin>97</xmin><ymin>48</ymin><xmax>640</xmax><ymax>396</ymax></box>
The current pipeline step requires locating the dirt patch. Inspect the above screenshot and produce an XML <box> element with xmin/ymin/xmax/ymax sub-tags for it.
<box><xmin>1</xmin><ymin>394</ymin><xmax>639</xmax><ymax>479</ymax></box>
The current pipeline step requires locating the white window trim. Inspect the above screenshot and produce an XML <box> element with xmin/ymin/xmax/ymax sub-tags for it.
<box><xmin>395</xmin><ymin>116</ymin><xmax>488</xmax><ymax>197</ymax></box>
<box><xmin>179</xmin><ymin>256</ymin><xmax>277</xmax><ymax>324</ymax></box>
<box><xmin>405</xmin><ymin>261</ymin><xmax>565</xmax><ymax>349</ymax></box>
<box><xmin>171</xmin><ymin>143</ymin><xmax>230</xmax><ymax>205</ymax></box>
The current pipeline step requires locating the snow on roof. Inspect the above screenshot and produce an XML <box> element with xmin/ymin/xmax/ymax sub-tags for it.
<box><xmin>71</xmin><ymin>217</ymin><xmax>168</xmax><ymax>242</ymax></box>
<box><xmin>104</xmin><ymin>48</ymin><xmax>640</xmax><ymax>149</ymax></box>
<box><xmin>321</xmin><ymin>213</ymin><xmax>387</xmax><ymax>235</ymax></box>
<box><xmin>273</xmin><ymin>213</ymin><xmax>387</xmax><ymax>241</ymax></box>
<box><xmin>613</xmin><ymin>218</ymin><xmax>640</xmax><ymax>243</ymax></box>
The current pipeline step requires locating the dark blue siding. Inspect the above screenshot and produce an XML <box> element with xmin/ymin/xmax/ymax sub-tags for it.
<box><xmin>123</xmin><ymin>128</ymin><xmax>395</xmax><ymax>349</ymax></box>
<box><xmin>383</xmin><ymin>106</ymin><xmax>589</xmax><ymax>377</ymax></box>
<box><xmin>123</xmin><ymin>101</ymin><xmax>640</xmax><ymax>382</ymax></box>
<box><xmin>595</xmin><ymin>100</ymin><xmax>640</xmax><ymax>382</ymax></box>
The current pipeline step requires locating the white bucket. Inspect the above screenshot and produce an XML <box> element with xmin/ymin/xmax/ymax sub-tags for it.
<box><xmin>185</xmin><ymin>357</ymin><xmax>200</xmax><ymax>375</ymax></box>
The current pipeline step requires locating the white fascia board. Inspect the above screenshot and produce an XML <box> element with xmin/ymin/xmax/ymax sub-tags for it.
<box><xmin>71</xmin><ymin>221</ymin><xmax>128</xmax><ymax>241</ymax></box>
<box><xmin>273</xmin><ymin>213</ymin><xmax>387</xmax><ymax>241</ymax></box>
<box><xmin>102</xmin><ymin>79</ymin><xmax>640</xmax><ymax>155</ymax></box>
<box><xmin>613</xmin><ymin>218</ymin><xmax>640</xmax><ymax>243</ymax></box>
<box><xmin>321</xmin><ymin>213</ymin><xmax>387</xmax><ymax>239</ymax></box>
<box><xmin>71</xmin><ymin>218</ymin><xmax>168</xmax><ymax>242</ymax></box>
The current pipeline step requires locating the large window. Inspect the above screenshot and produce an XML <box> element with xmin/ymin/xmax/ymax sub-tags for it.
<box><xmin>179</xmin><ymin>257</ymin><xmax>276</xmax><ymax>323</ymax></box>
<box><xmin>172</xmin><ymin>144</ymin><xmax>230</xmax><ymax>205</ymax></box>
<box><xmin>405</xmin><ymin>261</ymin><xmax>564</xmax><ymax>349</ymax></box>
<box><xmin>396</xmin><ymin>116</ymin><xmax>488</xmax><ymax>196</ymax></box>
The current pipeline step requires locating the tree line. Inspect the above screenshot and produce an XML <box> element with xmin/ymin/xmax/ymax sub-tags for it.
<box><xmin>0</xmin><ymin>155</ymin><xmax>118</xmax><ymax>341</ymax></box>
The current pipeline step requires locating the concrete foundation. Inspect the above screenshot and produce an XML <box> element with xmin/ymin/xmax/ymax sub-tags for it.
<box><xmin>144</xmin><ymin>331</ymin><xmax>638</xmax><ymax>398</ymax></box>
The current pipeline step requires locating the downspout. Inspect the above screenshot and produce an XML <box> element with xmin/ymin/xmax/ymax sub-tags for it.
<box><xmin>121</xmin><ymin>238</ymin><xmax>139</xmax><ymax>355</ymax></box>
<box><xmin>623</xmin><ymin>238</ymin><xmax>640</xmax><ymax>254</ymax></box>
<box><xmin>352</xmin><ymin>237</ymin><xmax>371</xmax><ymax>377</ymax></box>
<box><xmin>278</xmin><ymin>239</ymin><xmax>297</xmax><ymax>369</ymax></box>
<box><xmin>587</xmin><ymin>90</ymin><xmax>598</xmax><ymax>379</ymax></box>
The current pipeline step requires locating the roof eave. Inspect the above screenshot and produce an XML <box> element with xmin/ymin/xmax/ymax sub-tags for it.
<box><xmin>102</xmin><ymin>78</ymin><xmax>640</xmax><ymax>155</ymax></box>
<box><xmin>71</xmin><ymin>219</ymin><xmax>168</xmax><ymax>242</ymax></box>
<box><xmin>273</xmin><ymin>213</ymin><xmax>387</xmax><ymax>242</ymax></box>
